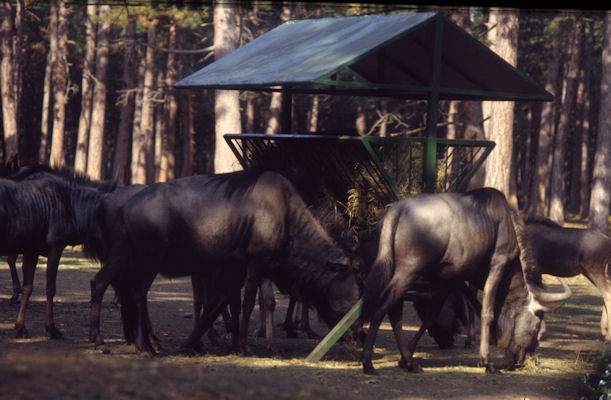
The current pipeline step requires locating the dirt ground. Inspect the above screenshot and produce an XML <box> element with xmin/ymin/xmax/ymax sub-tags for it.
<box><xmin>0</xmin><ymin>248</ymin><xmax>607</xmax><ymax>400</ymax></box>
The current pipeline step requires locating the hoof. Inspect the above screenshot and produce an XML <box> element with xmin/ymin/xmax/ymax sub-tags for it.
<box><xmin>398</xmin><ymin>358</ymin><xmax>423</xmax><ymax>373</ymax></box>
<box><xmin>98</xmin><ymin>345</ymin><xmax>110</xmax><ymax>354</ymax></box>
<box><xmin>15</xmin><ymin>327</ymin><xmax>30</xmax><ymax>339</ymax></box>
<box><xmin>48</xmin><ymin>327</ymin><xmax>64</xmax><ymax>340</ymax></box>
<box><xmin>305</xmin><ymin>330</ymin><xmax>320</xmax><ymax>340</ymax></box>
<box><xmin>183</xmin><ymin>339</ymin><xmax>205</xmax><ymax>355</ymax></box>
<box><xmin>363</xmin><ymin>363</ymin><xmax>377</xmax><ymax>375</ymax></box>
<box><xmin>485</xmin><ymin>362</ymin><xmax>500</xmax><ymax>374</ymax></box>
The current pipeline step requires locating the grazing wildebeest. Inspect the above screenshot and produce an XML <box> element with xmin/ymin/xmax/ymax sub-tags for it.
<box><xmin>0</xmin><ymin>163</ymin><xmax>114</xmax><ymax>338</ymax></box>
<box><xmin>101</xmin><ymin>170</ymin><xmax>360</xmax><ymax>357</ymax></box>
<box><xmin>525</xmin><ymin>218</ymin><xmax>611</xmax><ymax>342</ymax></box>
<box><xmin>429</xmin><ymin>218</ymin><xmax>610</xmax><ymax>350</ymax></box>
<box><xmin>360</xmin><ymin>188</ymin><xmax>571</xmax><ymax>374</ymax></box>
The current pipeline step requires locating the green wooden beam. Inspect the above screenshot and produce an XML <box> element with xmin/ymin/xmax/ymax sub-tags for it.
<box><xmin>305</xmin><ymin>298</ymin><xmax>362</xmax><ymax>363</ymax></box>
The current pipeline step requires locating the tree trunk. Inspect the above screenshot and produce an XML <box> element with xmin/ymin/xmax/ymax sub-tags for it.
<box><xmin>578</xmin><ymin>22</ymin><xmax>593</xmax><ymax>219</ymax></box>
<box><xmin>213</xmin><ymin>3</ymin><xmax>242</xmax><ymax>173</ymax></box>
<box><xmin>86</xmin><ymin>4</ymin><xmax>110</xmax><ymax>180</ymax></box>
<box><xmin>568</xmin><ymin>23</ymin><xmax>591</xmax><ymax>216</ymax></box>
<box><xmin>39</xmin><ymin>44</ymin><xmax>52</xmax><ymax>163</ymax></box>
<box><xmin>528</xmin><ymin>19</ymin><xmax>562</xmax><ymax>217</ymax></box>
<box><xmin>265</xmin><ymin>90</ymin><xmax>283</xmax><ymax>134</ymax></box>
<box><xmin>132</xmin><ymin>21</ymin><xmax>157</xmax><ymax>184</ymax></box>
<box><xmin>550</xmin><ymin>17</ymin><xmax>584</xmax><ymax>225</ymax></box>
<box><xmin>159</xmin><ymin>22</ymin><xmax>178</xmax><ymax>183</ymax></box>
<box><xmin>74</xmin><ymin>4</ymin><xmax>97</xmax><ymax>174</ymax></box>
<box><xmin>49</xmin><ymin>1</ymin><xmax>69</xmax><ymax>167</ymax></box>
<box><xmin>112</xmin><ymin>15</ymin><xmax>136</xmax><ymax>185</ymax></box>
<box><xmin>588</xmin><ymin>13</ymin><xmax>611</xmax><ymax>235</ymax></box>
<box><xmin>308</xmin><ymin>95</ymin><xmax>320</xmax><ymax>132</ymax></box>
<box><xmin>0</xmin><ymin>0</ymin><xmax>18</xmax><ymax>162</ymax></box>
<box><xmin>154</xmin><ymin>70</ymin><xmax>164</xmax><ymax>181</ymax></box>
<box><xmin>482</xmin><ymin>9</ymin><xmax>518</xmax><ymax>205</ymax></box>
<box><xmin>181</xmin><ymin>93</ymin><xmax>194</xmax><ymax>177</ymax></box>
<box><xmin>130</xmin><ymin>55</ymin><xmax>145</xmax><ymax>184</ymax></box>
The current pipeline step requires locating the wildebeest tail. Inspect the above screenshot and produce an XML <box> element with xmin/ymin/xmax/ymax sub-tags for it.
<box><xmin>361</xmin><ymin>206</ymin><xmax>400</xmax><ymax>324</ymax></box>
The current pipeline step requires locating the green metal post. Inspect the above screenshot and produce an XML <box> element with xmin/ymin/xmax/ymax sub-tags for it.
<box><xmin>424</xmin><ymin>15</ymin><xmax>443</xmax><ymax>193</ymax></box>
<box><xmin>305</xmin><ymin>299</ymin><xmax>362</xmax><ymax>363</ymax></box>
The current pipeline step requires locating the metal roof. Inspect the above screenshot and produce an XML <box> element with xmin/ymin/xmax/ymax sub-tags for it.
<box><xmin>174</xmin><ymin>12</ymin><xmax>553</xmax><ymax>101</ymax></box>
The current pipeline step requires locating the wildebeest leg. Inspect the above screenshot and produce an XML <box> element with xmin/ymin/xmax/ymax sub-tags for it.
<box><xmin>89</xmin><ymin>265</ymin><xmax>117</xmax><ymax>349</ymax></box>
<box><xmin>183</xmin><ymin>294</ymin><xmax>227</xmax><ymax>353</ymax></box>
<box><xmin>258</xmin><ymin>278</ymin><xmax>279</xmax><ymax>356</ymax></box>
<box><xmin>44</xmin><ymin>247</ymin><xmax>64</xmax><ymax>339</ymax></box>
<box><xmin>14</xmin><ymin>253</ymin><xmax>37</xmax><ymax>338</ymax></box>
<box><xmin>464</xmin><ymin>283</ymin><xmax>479</xmax><ymax>348</ymax></box>
<box><xmin>228</xmin><ymin>283</ymin><xmax>241</xmax><ymax>353</ymax></box>
<box><xmin>407</xmin><ymin>289</ymin><xmax>451</xmax><ymax>356</ymax></box>
<box><xmin>131</xmin><ymin>272</ymin><xmax>157</xmax><ymax>356</ymax></box>
<box><xmin>479</xmin><ymin>258</ymin><xmax>507</xmax><ymax>374</ymax></box>
<box><xmin>239</xmin><ymin>269</ymin><xmax>259</xmax><ymax>356</ymax></box>
<box><xmin>362</xmin><ymin>271</ymin><xmax>419</xmax><ymax>374</ymax></box>
<box><xmin>361</xmin><ymin>307</ymin><xmax>387</xmax><ymax>375</ymax></box>
<box><xmin>388</xmin><ymin>300</ymin><xmax>422</xmax><ymax>372</ymax></box>
<box><xmin>583</xmin><ymin>272</ymin><xmax>611</xmax><ymax>343</ymax></box>
<box><xmin>300</xmin><ymin>302</ymin><xmax>319</xmax><ymax>339</ymax></box>
<box><xmin>280</xmin><ymin>295</ymin><xmax>298</xmax><ymax>338</ymax></box>
<box><xmin>7</xmin><ymin>255</ymin><xmax>21</xmax><ymax>305</ymax></box>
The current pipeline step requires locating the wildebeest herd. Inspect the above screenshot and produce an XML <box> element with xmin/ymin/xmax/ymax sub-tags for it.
<box><xmin>1</xmin><ymin>162</ymin><xmax>609</xmax><ymax>376</ymax></box>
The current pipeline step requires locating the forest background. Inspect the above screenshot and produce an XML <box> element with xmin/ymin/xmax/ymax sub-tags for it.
<box><xmin>0</xmin><ymin>1</ymin><xmax>609</xmax><ymax>234</ymax></box>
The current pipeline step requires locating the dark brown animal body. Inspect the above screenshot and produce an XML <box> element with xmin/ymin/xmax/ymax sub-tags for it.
<box><xmin>96</xmin><ymin>170</ymin><xmax>360</xmax><ymax>356</ymax></box>
<box><xmin>526</xmin><ymin>219</ymin><xmax>611</xmax><ymax>342</ymax></box>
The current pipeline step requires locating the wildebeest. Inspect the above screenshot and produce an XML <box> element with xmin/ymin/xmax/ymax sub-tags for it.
<box><xmin>425</xmin><ymin>218</ymin><xmax>611</xmax><ymax>350</ymax></box>
<box><xmin>360</xmin><ymin>188</ymin><xmax>571</xmax><ymax>374</ymax></box>
<box><xmin>526</xmin><ymin>218</ymin><xmax>611</xmax><ymax>342</ymax></box>
<box><xmin>0</xmin><ymin>163</ymin><xmax>115</xmax><ymax>339</ymax></box>
<box><xmin>96</xmin><ymin>169</ymin><xmax>360</xmax><ymax>357</ymax></box>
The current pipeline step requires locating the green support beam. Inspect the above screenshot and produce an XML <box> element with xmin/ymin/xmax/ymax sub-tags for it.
<box><xmin>305</xmin><ymin>299</ymin><xmax>363</xmax><ymax>363</ymax></box>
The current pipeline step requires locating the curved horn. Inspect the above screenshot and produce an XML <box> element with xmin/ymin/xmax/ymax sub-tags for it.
<box><xmin>531</xmin><ymin>278</ymin><xmax>572</xmax><ymax>311</ymax></box>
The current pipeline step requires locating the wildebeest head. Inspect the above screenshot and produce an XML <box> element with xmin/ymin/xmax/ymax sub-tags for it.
<box><xmin>494</xmin><ymin>261</ymin><xmax>570</xmax><ymax>368</ymax></box>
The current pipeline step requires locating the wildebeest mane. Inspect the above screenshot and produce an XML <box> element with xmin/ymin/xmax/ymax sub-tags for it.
<box><xmin>205</xmin><ymin>168</ymin><xmax>266</xmax><ymax>198</ymax></box>
<box><xmin>465</xmin><ymin>188</ymin><xmax>543</xmax><ymax>289</ymax></box>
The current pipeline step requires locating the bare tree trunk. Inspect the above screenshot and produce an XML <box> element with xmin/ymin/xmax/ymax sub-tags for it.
<box><xmin>528</xmin><ymin>20</ymin><xmax>562</xmax><ymax>217</ymax></box>
<box><xmin>568</xmin><ymin>25</ymin><xmax>591</xmax><ymax>215</ymax></box>
<box><xmin>213</xmin><ymin>3</ymin><xmax>242</xmax><ymax>173</ymax></box>
<box><xmin>13</xmin><ymin>0</ymin><xmax>23</xmax><ymax>151</ymax></box>
<box><xmin>49</xmin><ymin>2</ymin><xmax>69</xmax><ymax>167</ymax></box>
<box><xmin>308</xmin><ymin>95</ymin><xmax>320</xmax><ymax>132</ymax></box>
<box><xmin>138</xmin><ymin>22</ymin><xmax>157</xmax><ymax>183</ymax></box>
<box><xmin>159</xmin><ymin>22</ymin><xmax>178</xmax><ymax>183</ymax></box>
<box><xmin>74</xmin><ymin>4</ymin><xmax>97</xmax><ymax>173</ymax></box>
<box><xmin>112</xmin><ymin>15</ymin><xmax>135</xmax><ymax>185</ymax></box>
<box><xmin>588</xmin><ymin>13</ymin><xmax>611</xmax><ymax>235</ymax></box>
<box><xmin>0</xmin><ymin>0</ymin><xmax>18</xmax><ymax>161</ymax></box>
<box><xmin>578</xmin><ymin>23</ymin><xmax>593</xmax><ymax>218</ymax></box>
<box><xmin>130</xmin><ymin>56</ymin><xmax>145</xmax><ymax>184</ymax></box>
<box><xmin>181</xmin><ymin>93</ymin><xmax>194</xmax><ymax>177</ymax></box>
<box><xmin>86</xmin><ymin>4</ymin><xmax>110</xmax><ymax>180</ymax></box>
<box><xmin>482</xmin><ymin>9</ymin><xmax>518</xmax><ymax>205</ymax></box>
<box><xmin>550</xmin><ymin>17</ymin><xmax>584</xmax><ymax>225</ymax></box>
<box><xmin>39</xmin><ymin>46</ymin><xmax>52</xmax><ymax>163</ymax></box>
<box><xmin>154</xmin><ymin>70</ymin><xmax>164</xmax><ymax>181</ymax></box>
<box><xmin>264</xmin><ymin>6</ymin><xmax>291</xmax><ymax>136</ymax></box>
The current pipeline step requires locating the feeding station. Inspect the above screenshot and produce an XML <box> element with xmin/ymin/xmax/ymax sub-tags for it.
<box><xmin>174</xmin><ymin>11</ymin><xmax>553</xmax><ymax>362</ymax></box>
